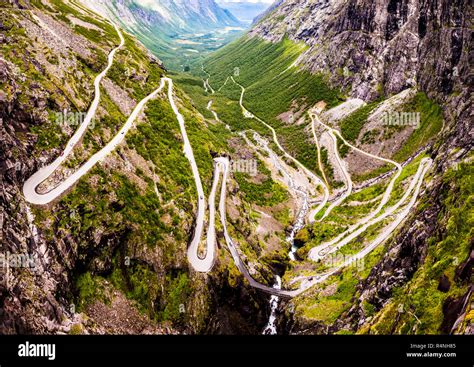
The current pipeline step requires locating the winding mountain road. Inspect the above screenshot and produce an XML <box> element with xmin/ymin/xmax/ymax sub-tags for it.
<box><xmin>209</xmin><ymin>153</ymin><xmax>432</xmax><ymax>297</ymax></box>
<box><xmin>309</xmin><ymin>157</ymin><xmax>431</xmax><ymax>261</ymax></box>
<box><xmin>164</xmin><ymin>77</ymin><xmax>215</xmax><ymax>273</ymax></box>
<box><xmin>23</xmin><ymin>24</ymin><xmax>126</xmax><ymax>205</ymax></box>
<box><xmin>201</xmin><ymin>65</ymin><xmax>215</xmax><ymax>94</ymax></box>
<box><xmin>307</xmin><ymin>112</ymin><xmax>404</xmax><ymax>260</ymax></box>
<box><xmin>311</xmin><ymin>119</ymin><xmax>329</xmax><ymax>188</ymax></box>
<box><xmin>214</xmin><ymin>156</ymin><xmax>299</xmax><ymax>297</ymax></box>
<box><xmin>206</xmin><ymin>100</ymin><xmax>220</xmax><ymax>122</ymax></box>
<box><xmin>196</xmin><ymin>70</ymin><xmax>432</xmax><ymax>297</ymax></box>
<box><xmin>230</xmin><ymin>77</ymin><xmax>330</xmax><ymax>219</ymax></box>
<box><xmin>310</xmin><ymin>114</ymin><xmax>353</xmax><ymax>221</ymax></box>
<box><xmin>22</xmin><ymin>21</ymin><xmax>434</xmax><ymax>300</ymax></box>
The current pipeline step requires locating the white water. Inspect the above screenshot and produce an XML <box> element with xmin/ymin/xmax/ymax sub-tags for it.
<box><xmin>252</xmin><ymin>132</ymin><xmax>309</xmax><ymax>260</ymax></box>
<box><xmin>287</xmin><ymin>197</ymin><xmax>309</xmax><ymax>260</ymax></box>
<box><xmin>262</xmin><ymin>275</ymin><xmax>282</xmax><ymax>335</ymax></box>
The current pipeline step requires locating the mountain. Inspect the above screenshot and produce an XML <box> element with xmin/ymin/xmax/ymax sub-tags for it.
<box><xmin>1</xmin><ymin>0</ymin><xmax>269</xmax><ymax>334</ymax></box>
<box><xmin>1</xmin><ymin>0</ymin><xmax>472</xmax><ymax>339</ymax></box>
<box><xmin>251</xmin><ymin>0</ymin><xmax>283</xmax><ymax>24</ymax></box>
<box><xmin>216</xmin><ymin>0</ymin><xmax>271</xmax><ymax>24</ymax></box>
<box><xmin>80</xmin><ymin>0</ymin><xmax>244</xmax><ymax>69</ymax></box>
<box><xmin>83</xmin><ymin>0</ymin><xmax>242</xmax><ymax>32</ymax></box>
<box><xmin>196</xmin><ymin>0</ymin><xmax>473</xmax><ymax>334</ymax></box>
<box><xmin>248</xmin><ymin>0</ymin><xmax>471</xmax><ymax>102</ymax></box>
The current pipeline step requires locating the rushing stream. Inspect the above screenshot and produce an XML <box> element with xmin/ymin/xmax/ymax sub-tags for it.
<box><xmin>287</xmin><ymin>197</ymin><xmax>310</xmax><ymax>260</ymax></box>
<box><xmin>252</xmin><ymin>132</ymin><xmax>310</xmax><ymax>260</ymax></box>
<box><xmin>252</xmin><ymin>132</ymin><xmax>312</xmax><ymax>333</ymax></box>
<box><xmin>262</xmin><ymin>275</ymin><xmax>282</xmax><ymax>335</ymax></box>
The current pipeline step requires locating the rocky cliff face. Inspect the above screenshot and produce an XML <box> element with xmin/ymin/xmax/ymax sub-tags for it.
<box><xmin>1</xmin><ymin>0</ymin><xmax>471</xmax><ymax>336</ymax></box>
<box><xmin>0</xmin><ymin>0</ymin><xmax>160</xmax><ymax>334</ymax></box>
<box><xmin>250</xmin><ymin>0</ymin><xmax>471</xmax><ymax>104</ymax></box>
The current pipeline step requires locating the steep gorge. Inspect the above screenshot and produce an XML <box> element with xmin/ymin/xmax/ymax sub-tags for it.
<box><xmin>0</xmin><ymin>0</ymin><xmax>472</xmax><ymax>336</ymax></box>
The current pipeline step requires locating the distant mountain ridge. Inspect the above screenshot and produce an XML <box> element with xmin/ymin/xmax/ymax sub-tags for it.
<box><xmin>80</xmin><ymin>0</ymin><xmax>245</xmax><ymax>69</ymax></box>
<box><xmin>208</xmin><ymin>0</ymin><xmax>473</xmax><ymax>335</ymax></box>
<box><xmin>82</xmin><ymin>0</ymin><xmax>243</xmax><ymax>33</ymax></box>
<box><xmin>216</xmin><ymin>1</ymin><xmax>271</xmax><ymax>24</ymax></box>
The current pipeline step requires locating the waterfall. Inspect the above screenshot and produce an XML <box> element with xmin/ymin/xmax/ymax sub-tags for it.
<box><xmin>262</xmin><ymin>275</ymin><xmax>282</xmax><ymax>335</ymax></box>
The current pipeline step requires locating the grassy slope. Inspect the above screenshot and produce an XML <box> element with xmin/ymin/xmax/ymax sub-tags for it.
<box><xmin>2</xmin><ymin>1</ymin><xmax>117</xmax><ymax>153</ymax></box>
<box><xmin>288</xmin><ymin>155</ymin><xmax>427</xmax><ymax>321</ymax></box>
<box><xmin>289</xmin><ymin>154</ymin><xmax>473</xmax><ymax>333</ymax></box>
<box><xmin>171</xmin><ymin>29</ymin><xmax>453</xmax><ymax>332</ymax></box>
<box><xmin>340</xmin><ymin>92</ymin><xmax>443</xmax><ymax>158</ymax></box>
<box><xmin>339</xmin><ymin>91</ymin><xmax>443</xmax><ymax>183</ymax></box>
<box><xmin>195</xmin><ymin>36</ymin><xmax>343</xmax><ymax>172</ymax></box>
<box><xmin>17</xmin><ymin>0</ymin><xmax>459</xmax><ymax>334</ymax></box>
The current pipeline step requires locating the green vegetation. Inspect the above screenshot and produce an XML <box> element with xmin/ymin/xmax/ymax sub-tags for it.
<box><xmin>234</xmin><ymin>160</ymin><xmax>288</xmax><ymax>207</ymax></box>
<box><xmin>73</xmin><ymin>25</ymin><xmax>105</xmax><ymax>44</ymax></box>
<box><xmin>274</xmin><ymin>207</ymin><xmax>292</xmax><ymax>227</ymax></box>
<box><xmin>48</xmin><ymin>0</ymin><xmax>119</xmax><ymax>42</ymax></box>
<box><xmin>361</xmin><ymin>158</ymin><xmax>473</xmax><ymax>334</ymax></box>
<box><xmin>298</xmin><ymin>269</ymin><xmax>359</xmax><ymax>324</ymax></box>
<box><xmin>173</xmin><ymin>71</ymin><xmax>269</xmax><ymax>136</ymax></box>
<box><xmin>334</xmin><ymin>133</ymin><xmax>349</xmax><ymax>160</ymax></box>
<box><xmin>127</xmin><ymin>98</ymin><xmax>198</xmax><ymax>198</ymax></box>
<box><xmin>10</xmin><ymin>0</ymin><xmax>235</xmax><ymax>331</ymax></box>
<box><xmin>181</xmin><ymin>36</ymin><xmax>344</xmax><ymax>170</ymax></box>
<box><xmin>16</xmin><ymin>0</ymin><xmax>458</xmax><ymax>335</ymax></box>
<box><xmin>393</xmin><ymin>92</ymin><xmax>443</xmax><ymax>162</ymax></box>
<box><xmin>68</xmin><ymin>324</ymin><xmax>83</xmax><ymax>335</ymax></box>
<box><xmin>290</xmin><ymin>153</ymin><xmax>436</xmax><ymax>325</ymax></box>
<box><xmin>110</xmin><ymin>259</ymin><xmax>160</xmax><ymax>317</ymax></box>
<box><xmin>161</xmin><ymin>273</ymin><xmax>192</xmax><ymax>324</ymax></box>
<box><xmin>291</xmin><ymin>233</ymin><xmax>390</xmax><ymax>325</ymax></box>
<box><xmin>204</xmin><ymin>37</ymin><xmax>341</xmax><ymax>114</ymax></box>
<box><xmin>75</xmin><ymin>272</ymin><xmax>109</xmax><ymax>311</ymax></box>
<box><xmin>337</xmin><ymin>92</ymin><xmax>443</xmax><ymax>165</ymax></box>
<box><xmin>107</xmin><ymin>34</ymin><xmax>164</xmax><ymax>100</ymax></box>
<box><xmin>339</xmin><ymin>101</ymin><xmax>379</xmax><ymax>142</ymax></box>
